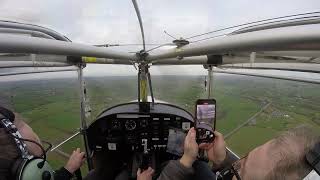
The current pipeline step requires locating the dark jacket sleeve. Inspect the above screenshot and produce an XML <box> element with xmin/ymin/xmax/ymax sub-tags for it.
<box><xmin>54</xmin><ymin>167</ymin><xmax>73</xmax><ymax>180</ymax></box>
<box><xmin>157</xmin><ymin>160</ymin><xmax>194</xmax><ymax>180</ymax></box>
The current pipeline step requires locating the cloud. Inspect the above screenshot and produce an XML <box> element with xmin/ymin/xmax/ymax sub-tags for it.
<box><xmin>0</xmin><ymin>0</ymin><xmax>320</xmax><ymax>75</ymax></box>
<box><xmin>1</xmin><ymin>0</ymin><xmax>319</xmax><ymax>45</ymax></box>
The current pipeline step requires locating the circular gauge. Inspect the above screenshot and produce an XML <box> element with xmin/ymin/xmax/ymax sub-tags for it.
<box><xmin>125</xmin><ymin>120</ymin><xmax>137</xmax><ymax>131</ymax></box>
<box><xmin>140</xmin><ymin>119</ymin><xmax>148</xmax><ymax>128</ymax></box>
<box><xmin>111</xmin><ymin>119</ymin><xmax>121</xmax><ymax>129</ymax></box>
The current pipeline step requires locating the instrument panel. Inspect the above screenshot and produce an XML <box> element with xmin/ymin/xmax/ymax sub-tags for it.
<box><xmin>87</xmin><ymin>102</ymin><xmax>194</xmax><ymax>154</ymax></box>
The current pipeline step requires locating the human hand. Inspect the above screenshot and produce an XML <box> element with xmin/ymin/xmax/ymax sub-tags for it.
<box><xmin>137</xmin><ymin>167</ymin><xmax>154</xmax><ymax>180</ymax></box>
<box><xmin>199</xmin><ymin>131</ymin><xmax>226</xmax><ymax>165</ymax></box>
<box><xmin>64</xmin><ymin>148</ymin><xmax>86</xmax><ymax>174</ymax></box>
<box><xmin>180</xmin><ymin>127</ymin><xmax>198</xmax><ymax>168</ymax></box>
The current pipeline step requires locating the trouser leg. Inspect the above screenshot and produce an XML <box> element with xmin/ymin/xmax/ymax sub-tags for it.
<box><xmin>193</xmin><ymin>161</ymin><xmax>216</xmax><ymax>180</ymax></box>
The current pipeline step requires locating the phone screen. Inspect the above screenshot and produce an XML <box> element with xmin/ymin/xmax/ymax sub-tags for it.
<box><xmin>195</xmin><ymin>99</ymin><xmax>216</xmax><ymax>133</ymax></box>
<box><xmin>196</xmin><ymin>104</ymin><xmax>215</xmax><ymax>125</ymax></box>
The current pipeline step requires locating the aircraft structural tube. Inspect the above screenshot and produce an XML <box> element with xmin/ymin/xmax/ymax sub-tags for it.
<box><xmin>221</xmin><ymin>63</ymin><xmax>320</xmax><ymax>73</ymax></box>
<box><xmin>132</xmin><ymin>0</ymin><xmax>146</xmax><ymax>50</ymax></box>
<box><xmin>150</xmin><ymin>54</ymin><xmax>311</xmax><ymax>66</ymax></box>
<box><xmin>0</xmin><ymin>54</ymin><xmax>133</xmax><ymax>65</ymax></box>
<box><xmin>0</xmin><ymin>28</ymin><xmax>55</xmax><ymax>39</ymax></box>
<box><xmin>0</xmin><ymin>21</ymin><xmax>70</xmax><ymax>41</ymax></box>
<box><xmin>0</xmin><ymin>34</ymin><xmax>137</xmax><ymax>61</ymax></box>
<box><xmin>146</xmin><ymin>24</ymin><xmax>320</xmax><ymax>61</ymax></box>
<box><xmin>0</xmin><ymin>54</ymin><xmax>69</xmax><ymax>62</ymax></box>
<box><xmin>0</xmin><ymin>66</ymin><xmax>78</xmax><ymax>76</ymax></box>
<box><xmin>258</xmin><ymin>51</ymin><xmax>320</xmax><ymax>58</ymax></box>
<box><xmin>151</xmin><ymin>55</ymin><xmax>222</xmax><ymax>65</ymax></box>
<box><xmin>214</xmin><ymin>69</ymin><xmax>320</xmax><ymax>84</ymax></box>
<box><xmin>81</xmin><ymin>57</ymin><xmax>132</xmax><ymax>64</ymax></box>
<box><xmin>0</xmin><ymin>61</ymin><xmax>71</xmax><ymax>68</ymax></box>
<box><xmin>151</xmin><ymin>56</ymin><xmax>208</xmax><ymax>65</ymax></box>
<box><xmin>222</xmin><ymin>55</ymin><xmax>305</xmax><ymax>64</ymax></box>
<box><xmin>231</xmin><ymin>18</ymin><xmax>320</xmax><ymax>35</ymax></box>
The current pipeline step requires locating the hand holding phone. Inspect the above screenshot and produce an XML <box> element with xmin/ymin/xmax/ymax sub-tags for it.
<box><xmin>195</xmin><ymin>99</ymin><xmax>216</xmax><ymax>144</ymax></box>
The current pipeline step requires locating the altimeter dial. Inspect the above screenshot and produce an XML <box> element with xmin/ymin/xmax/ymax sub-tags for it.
<box><xmin>125</xmin><ymin>120</ymin><xmax>136</xmax><ymax>131</ymax></box>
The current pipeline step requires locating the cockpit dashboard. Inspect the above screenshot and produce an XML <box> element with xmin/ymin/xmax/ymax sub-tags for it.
<box><xmin>86</xmin><ymin>102</ymin><xmax>194</xmax><ymax>178</ymax></box>
<box><xmin>87</xmin><ymin>102</ymin><xmax>194</xmax><ymax>154</ymax></box>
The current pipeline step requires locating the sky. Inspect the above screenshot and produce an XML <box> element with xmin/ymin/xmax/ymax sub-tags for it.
<box><xmin>1</xmin><ymin>0</ymin><xmax>320</xmax><ymax>45</ymax></box>
<box><xmin>0</xmin><ymin>0</ymin><xmax>320</xmax><ymax>76</ymax></box>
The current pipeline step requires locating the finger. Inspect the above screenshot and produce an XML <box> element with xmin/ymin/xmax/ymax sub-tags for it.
<box><xmin>190</xmin><ymin>127</ymin><xmax>196</xmax><ymax>134</ymax></box>
<box><xmin>145</xmin><ymin>167</ymin><xmax>151</xmax><ymax>174</ymax></box>
<box><xmin>188</xmin><ymin>128</ymin><xmax>197</xmax><ymax>139</ymax></box>
<box><xmin>186</xmin><ymin>128</ymin><xmax>193</xmax><ymax>138</ymax></box>
<box><xmin>214</xmin><ymin>131</ymin><xmax>223</xmax><ymax>138</ymax></box>
<box><xmin>137</xmin><ymin>168</ymin><xmax>141</xmax><ymax>176</ymax></box>
<box><xmin>146</xmin><ymin>168</ymin><xmax>154</xmax><ymax>176</ymax></box>
<box><xmin>190</xmin><ymin>129</ymin><xmax>196</xmax><ymax>137</ymax></box>
<box><xmin>199</xmin><ymin>143</ymin><xmax>210</xmax><ymax>149</ymax></box>
<box><xmin>76</xmin><ymin>148</ymin><xmax>80</xmax><ymax>153</ymax></box>
<box><xmin>150</xmin><ymin>168</ymin><xmax>155</xmax><ymax>175</ymax></box>
<box><xmin>190</xmin><ymin>130</ymin><xmax>196</xmax><ymax>143</ymax></box>
<box><xmin>184</xmin><ymin>130</ymin><xmax>192</xmax><ymax>143</ymax></box>
<box><xmin>200</xmin><ymin>142</ymin><xmax>214</xmax><ymax>150</ymax></box>
<box><xmin>205</xmin><ymin>140</ymin><xmax>214</xmax><ymax>149</ymax></box>
<box><xmin>79</xmin><ymin>152</ymin><xmax>85</xmax><ymax>157</ymax></box>
<box><xmin>148</xmin><ymin>167</ymin><xmax>154</xmax><ymax>173</ymax></box>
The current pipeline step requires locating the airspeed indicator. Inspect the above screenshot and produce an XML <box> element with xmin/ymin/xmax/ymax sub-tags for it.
<box><xmin>125</xmin><ymin>120</ymin><xmax>136</xmax><ymax>131</ymax></box>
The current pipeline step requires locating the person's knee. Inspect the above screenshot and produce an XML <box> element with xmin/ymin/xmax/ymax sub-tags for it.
<box><xmin>193</xmin><ymin>160</ymin><xmax>210</xmax><ymax>170</ymax></box>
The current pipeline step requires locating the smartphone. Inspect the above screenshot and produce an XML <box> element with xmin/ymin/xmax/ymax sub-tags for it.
<box><xmin>195</xmin><ymin>99</ymin><xmax>216</xmax><ymax>143</ymax></box>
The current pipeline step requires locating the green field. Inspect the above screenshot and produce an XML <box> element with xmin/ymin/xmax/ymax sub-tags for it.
<box><xmin>0</xmin><ymin>73</ymin><xmax>319</xmax><ymax>171</ymax></box>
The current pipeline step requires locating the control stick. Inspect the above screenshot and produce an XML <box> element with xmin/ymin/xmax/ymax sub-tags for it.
<box><xmin>139</xmin><ymin>139</ymin><xmax>151</xmax><ymax>171</ymax></box>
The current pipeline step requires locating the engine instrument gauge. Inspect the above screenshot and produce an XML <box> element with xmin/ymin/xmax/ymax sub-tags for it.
<box><xmin>125</xmin><ymin>120</ymin><xmax>136</xmax><ymax>131</ymax></box>
<box><xmin>140</xmin><ymin>119</ymin><xmax>148</xmax><ymax>128</ymax></box>
<box><xmin>111</xmin><ymin>119</ymin><xmax>121</xmax><ymax>129</ymax></box>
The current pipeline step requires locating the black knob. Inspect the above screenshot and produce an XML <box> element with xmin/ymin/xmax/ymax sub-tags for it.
<box><xmin>42</xmin><ymin>171</ymin><xmax>51</xmax><ymax>180</ymax></box>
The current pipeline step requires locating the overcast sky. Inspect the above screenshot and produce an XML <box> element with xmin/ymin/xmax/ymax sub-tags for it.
<box><xmin>1</xmin><ymin>0</ymin><xmax>320</xmax><ymax>45</ymax></box>
<box><xmin>1</xmin><ymin>0</ymin><xmax>320</xmax><ymax>76</ymax></box>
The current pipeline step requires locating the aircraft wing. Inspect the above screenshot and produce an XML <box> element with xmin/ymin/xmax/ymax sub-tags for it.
<box><xmin>214</xmin><ymin>68</ymin><xmax>320</xmax><ymax>84</ymax></box>
<box><xmin>0</xmin><ymin>20</ymin><xmax>320</xmax><ymax>83</ymax></box>
<box><xmin>220</xmin><ymin>63</ymin><xmax>320</xmax><ymax>73</ymax></box>
<box><xmin>0</xmin><ymin>21</ymin><xmax>320</xmax><ymax>63</ymax></box>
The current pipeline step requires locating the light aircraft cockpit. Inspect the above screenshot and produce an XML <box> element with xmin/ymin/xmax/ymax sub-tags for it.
<box><xmin>0</xmin><ymin>1</ymin><xmax>320</xmax><ymax>180</ymax></box>
<box><xmin>86</xmin><ymin>102</ymin><xmax>195</xmax><ymax>178</ymax></box>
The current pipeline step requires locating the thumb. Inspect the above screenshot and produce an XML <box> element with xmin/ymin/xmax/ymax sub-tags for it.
<box><xmin>137</xmin><ymin>168</ymin><xmax>141</xmax><ymax>176</ymax></box>
<box><xmin>150</xmin><ymin>168</ymin><xmax>155</xmax><ymax>175</ymax></box>
<box><xmin>190</xmin><ymin>130</ymin><xmax>196</xmax><ymax>138</ymax></box>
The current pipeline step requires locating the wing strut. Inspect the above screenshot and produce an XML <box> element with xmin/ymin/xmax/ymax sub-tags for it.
<box><xmin>207</xmin><ymin>65</ymin><xmax>213</xmax><ymax>98</ymax></box>
<box><xmin>137</xmin><ymin>63</ymin><xmax>155</xmax><ymax>111</ymax></box>
<box><xmin>147</xmin><ymin>69</ymin><xmax>155</xmax><ymax>105</ymax></box>
<box><xmin>77</xmin><ymin>64</ymin><xmax>93</xmax><ymax>169</ymax></box>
